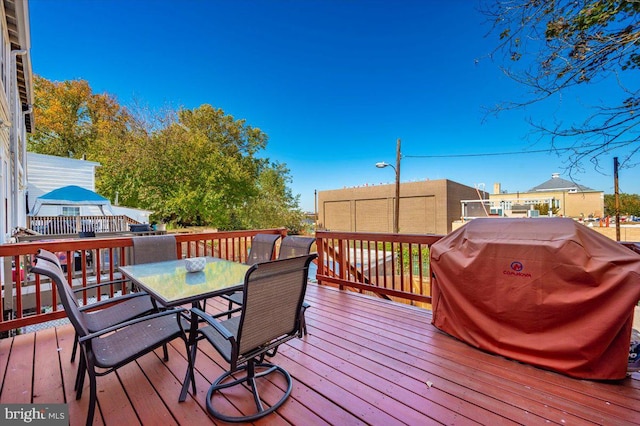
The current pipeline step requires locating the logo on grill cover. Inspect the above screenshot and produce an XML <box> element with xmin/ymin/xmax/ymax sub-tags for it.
<box><xmin>503</xmin><ymin>261</ymin><xmax>531</xmax><ymax>278</ymax></box>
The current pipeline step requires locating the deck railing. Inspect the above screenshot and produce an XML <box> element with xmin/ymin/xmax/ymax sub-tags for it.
<box><xmin>26</xmin><ymin>215</ymin><xmax>137</xmax><ymax>235</ymax></box>
<box><xmin>314</xmin><ymin>231</ymin><xmax>443</xmax><ymax>308</ymax></box>
<box><xmin>2</xmin><ymin>228</ymin><xmax>447</xmax><ymax>335</ymax></box>
<box><xmin>3</xmin><ymin>226</ymin><xmax>638</xmax><ymax>339</ymax></box>
<box><xmin>0</xmin><ymin>228</ymin><xmax>287</xmax><ymax>334</ymax></box>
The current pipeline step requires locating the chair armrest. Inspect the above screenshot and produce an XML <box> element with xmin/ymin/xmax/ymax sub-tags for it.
<box><xmin>210</xmin><ymin>306</ymin><xmax>242</xmax><ymax>319</ymax></box>
<box><xmin>190</xmin><ymin>307</ymin><xmax>234</xmax><ymax>340</ymax></box>
<box><xmin>78</xmin><ymin>308</ymin><xmax>186</xmax><ymax>343</ymax></box>
<box><xmin>77</xmin><ymin>291</ymin><xmax>150</xmax><ymax>312</ymax></box>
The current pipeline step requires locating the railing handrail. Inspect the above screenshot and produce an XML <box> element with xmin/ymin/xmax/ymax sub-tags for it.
<box><xmin>3</xmin><ymin>228</ymin><xmax>287</xmax><ymax>254</ymax></box>
<box><xmin>315</xmin><ymin>230</ymin><xmax>443</xmax><ymax>244</ymax></box>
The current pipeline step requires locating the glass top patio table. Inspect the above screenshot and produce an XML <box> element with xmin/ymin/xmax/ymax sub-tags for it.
<box><xmin>118</xmin><ymin>257</ymin><xmax>250</xmax><ymax>307</ymax></box>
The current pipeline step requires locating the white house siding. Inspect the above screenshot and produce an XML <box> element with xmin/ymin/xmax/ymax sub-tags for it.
<box><xmin>0</xmin><ymin>0</ymin><xmax>33</xmax><ymax>242</ymax></box>
<box><xmin>27</xmin><ymin>152</ymin><xmax>102</xmax><ymax>216</ymax></box>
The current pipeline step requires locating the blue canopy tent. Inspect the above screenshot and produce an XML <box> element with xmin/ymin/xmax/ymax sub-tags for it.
<box><xmin>31</xmin><ymin>185</ymin><xmax>115</xmax><ymax>216</ymax></box>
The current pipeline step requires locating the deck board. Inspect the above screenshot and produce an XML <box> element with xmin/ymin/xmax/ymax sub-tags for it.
<box><xmin>33</xmin><ymin>327</ymin><xmax>65</xmax><ymax>404</ymax></box>
<box><xmin>4</xmin><ymin>332</ymin><xmax>35</xmax><ymax>404</ymax></box>
<box><xmin>306</xmin><ymin>286</ymin><xmax>640</xmax><ymax>424</ymax></box>
<box><xmin>1</xmin><ymin>283</ymin><xmax>639</xmax><ymax>425</ymax></box>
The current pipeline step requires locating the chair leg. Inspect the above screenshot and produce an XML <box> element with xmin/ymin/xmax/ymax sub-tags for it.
<box><xmin>299</xmin><ymin>315</ymin><xmax>307</xmax><ymax>337</ymax></box>
<box><xmin>206</xmin><ymin>359</ymin><xmax>292</xmax><ymax>423</ymax></box>
<box><xmin>71</xmin><ymin>333</ymin><xmax>79</xmax><ymax>362</ymax></box>
<box><xmin>162</xmin><ymin>343</ymin><xmax>169</xmax><ymax>361</ymax></box>
<box><xmin>76</xmin><ymin>357</ymin><xmax>87</xmax><ymax>400</ymax></box>
<box><xmin>227</xmin><ymin>299</ymin><xmax>234</xmax><ymax>319</ymax></box>
<box><xmin>74</xmin><ymin>355</ymin><xmax>85</xmax><ymax>393</ymax></box>
<box><xmin>299</xmin><ymin>303</ymin><xmax>310</xmax><ymax>337</ymax></box>
<box><xmin>85</xmin><ymin>369</ymin><xmax>98</xmax><ymax>426</ymax></box>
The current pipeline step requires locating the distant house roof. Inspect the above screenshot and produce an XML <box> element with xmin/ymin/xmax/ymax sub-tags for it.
<box><xmin>529</xmin><ymin>173</ymin><xmax>594</xmax><ymax>192</ymax></box>
<box><xmin>31</xmin><ymin>185</ymin><xmax>114</xmax><ymax>215</ymax></box>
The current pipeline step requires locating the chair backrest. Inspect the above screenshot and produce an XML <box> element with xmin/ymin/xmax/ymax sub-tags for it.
<box><xmin>35</xmin><ymin>248</ymin><xmax>63</xmax><ymax>270</ymax></box>
<box><xmin>245</xmin><ymin>234</ymin><xmax>280</xmax><ymax>265</ymax></box>
<box><xmin>236</xmin><ymin>254</ymin><xmax>316</xmax><ymax>356</ymax></box>
<box><xmin>30</xmin><ymin>257</ymin><xmax>89</xmax><ymax>337</ymax></box>
<box><xmin>132</xmin><ymin>234</ymin><xmax>177</xmax><ymax>264</ymax></box>
<box><xmin>277</xmin><ymin>236</ymin><xmax>316</xmax><ymax>259</ymax></box>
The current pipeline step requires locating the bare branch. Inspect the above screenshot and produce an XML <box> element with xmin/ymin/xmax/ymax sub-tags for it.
<box><xmin>481</xmin><ymin>0</ymin><xmax>640</xmax><ymax>173</ymax></box>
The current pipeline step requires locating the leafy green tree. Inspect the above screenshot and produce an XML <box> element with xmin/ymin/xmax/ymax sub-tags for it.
<box><xmin>604</xmin><ymin>193</ymin><xmax>640</xmax><ymax>217</ymax></box>
<box><xmin>30</xmin><ymin>76</ymin><xmax>304</xmax><ymax>231</ymax></box>
<box><xmin>482</xmin><ymin>1</ymin><xmax>639</xmax><ymax>173</ymax></box>
<box><xmin>28</xmin><ymin>75</ymin><xmax>132</xmax><ymax>159</ymax></box>
<box><xmin>151</xmin><ymin>106</ymin><xmax>266</xmax><ymax>229</ymax></box>
<box><xmin>238</xmin><ymin>162</ymin><xmax>306</xmax><ymax>233</ymax></box>
<box><xmin>102</xmin><ymin>104</ymin><xmax>300</xmax><ymax>230</ymax></box>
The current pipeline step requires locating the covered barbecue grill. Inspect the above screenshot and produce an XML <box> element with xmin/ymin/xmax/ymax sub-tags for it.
<box><xmin>431</xmin><ymin>218</ymin><xmax>640</xmax><ymax>380</ymax></box>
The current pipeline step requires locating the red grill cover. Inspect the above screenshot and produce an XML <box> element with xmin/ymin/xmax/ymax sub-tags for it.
<box><xmin>431</xmin><ymin>218</ymin><xmax>640</xmax><ymax>379</ymax></box>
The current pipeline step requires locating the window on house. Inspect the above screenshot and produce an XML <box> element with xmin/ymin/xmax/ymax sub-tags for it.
<box><xmin>62</xmin><ymin>206</ymin><xmax>80</xmax><ymax>216</ymax></box>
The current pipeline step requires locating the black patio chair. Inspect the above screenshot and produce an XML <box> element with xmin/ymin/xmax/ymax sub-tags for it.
<box><xmin>222</xmin><ymin>235</ymin><xmax>316</xmax><ymax>335</ymax></box>
<box><xmin>245</xmin><ymin>233</ymin><xmax>281</xmax><ymax>265</ymax></box>
<box><xmin>30</xmin><ymin>257</ymin><xmax>192</xmax><ymax>426</ymax></box>
<box><xmin>35</xmin><ymin>249</ymin><xmax>158</xmax><ymax>363</ymax></box>
<box><xmin>131</xmin><ymin>234</ymin><xmax>178</xmax><ymax>264</ymax></box>
<box><xmin>278</xmin><ymin>236</ymin><xmax>316</xmax><ymax>336</ymax></box>
<box><xmin>189</xmin><ymin>253</ymin><xmax>317</xmax><ymax>422</ymax></box>
<box><xmin>277</xmin><ymin>235</ymin><xmax>316</xmax><ymax>260</ymax></box>
<box><xmin>218</xmin><ymin>233</ymin><xmax>280</xmax><ymax>314</ymax></box>
<box><xmin>129</xmin><ymin>234</ymin><xmax>178</xmax><ymax>294</ymax></box>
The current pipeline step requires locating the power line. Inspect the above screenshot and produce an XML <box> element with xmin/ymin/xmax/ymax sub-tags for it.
<box><xmin>403</xmin><ymin>142</ymin><xmax>631</xmax><ymax>159</ymax></box>
<box><xmin>404</xmin><ymin>149</ymin><xmax>553</xmax><ymax>158</ymax></box>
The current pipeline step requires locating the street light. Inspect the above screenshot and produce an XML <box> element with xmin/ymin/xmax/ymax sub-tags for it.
<box><xmin>376</xmin><ymin>138</ymin><xmax>401</xmax><ymax>234</ymax></box>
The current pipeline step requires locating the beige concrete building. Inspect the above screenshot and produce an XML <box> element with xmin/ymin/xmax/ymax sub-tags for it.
<box><xmin>317</xmin><ymin>179</ymin><xmax>483</xmax><ymax>234</ymax></box>
<box><xmin>484</xmin><ymin>173</ymin><xmax>604</xmax><ymax>219</ymax></box>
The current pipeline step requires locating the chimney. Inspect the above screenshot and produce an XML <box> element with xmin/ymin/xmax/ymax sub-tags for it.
<box><xmin>551</xmin><ymin>173</ymin><xmax>560</xmax><ymax>179</ymax></box>
<box><xmin>493</xmin><ymin>183</ymin><xmax>501</xmax><ymax>194</ymax></box>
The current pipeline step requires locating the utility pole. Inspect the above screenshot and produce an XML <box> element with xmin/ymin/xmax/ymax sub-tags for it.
<box><xmin>614</xmin><ymin>157</ymin><xmax>620</xmax><ymax>241</ymax></box>
<box><xmin>376</xmin><ymin>138</ymin><xmax>402</xmax><ymax>233</ymax></box>
<box><xmin>394</xmin><ymin>138</ymin><xmax>401</xmax><ymax>234</ymax></box>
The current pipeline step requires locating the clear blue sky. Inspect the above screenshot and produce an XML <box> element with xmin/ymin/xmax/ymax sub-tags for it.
<box><xmin>29</xmin><ymin>0</ymin><xmax>639</xmax><ymax>212</ymax></box>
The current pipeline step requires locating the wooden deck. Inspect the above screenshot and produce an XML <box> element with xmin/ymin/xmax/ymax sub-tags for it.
<box><xmin>1</xmin><ymin>283</ymin><xmax>639</xmax><ymax>425</ymax></box>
